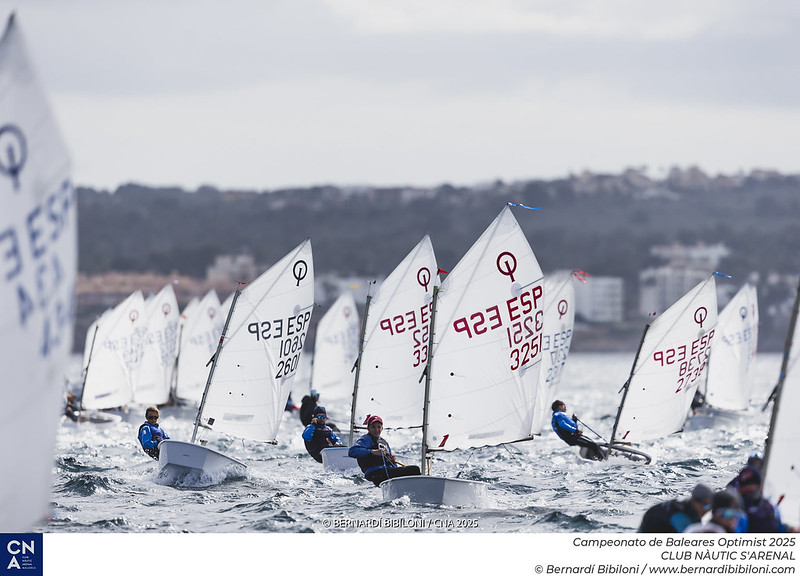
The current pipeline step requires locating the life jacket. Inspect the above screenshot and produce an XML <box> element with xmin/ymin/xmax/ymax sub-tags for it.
<box><xmin>138</xmin><ymin>422</ymin><xmax>161</xmax><ymax>460</ymax></box>
<box><xmin>639</xmin><ymin>499</ymin><xmax>694</xmax><ymax>533</ymax></box>
<box><xmin>744</xmin><ymin>498</ymin><xmax>781</xmax><ymax>532</ymax></box>
<box><xmin>303</xmin><ymin>425</ymin><xmax>336</xmax><ymax>463</ymax></box>
<box><xmin>355</xmin><ymin>436</ymin><xmax>393</xmax><ymax>474</ymax></box>
<box><xmin>552</xmin><ymin>413</ymin><xmax>579</xmax><ymax>445</ymax></box>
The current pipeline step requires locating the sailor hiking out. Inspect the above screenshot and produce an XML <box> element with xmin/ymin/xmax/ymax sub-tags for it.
<box><xmin>551</xmin><ymin>400</ymin><xmax>605</xmax><ymax>461</ymax></box>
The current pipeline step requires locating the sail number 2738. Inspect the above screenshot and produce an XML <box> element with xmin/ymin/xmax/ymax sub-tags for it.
<box><xmin>652</xmin><ymin>329</ymin><xmax>715</xmax><ymax>393</ymax></box>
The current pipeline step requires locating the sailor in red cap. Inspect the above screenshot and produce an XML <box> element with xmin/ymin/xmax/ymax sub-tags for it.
<box><xmin>348</xmin><ymin>414</ymin><xmax>421</xmax><ymax>486</ymax></box>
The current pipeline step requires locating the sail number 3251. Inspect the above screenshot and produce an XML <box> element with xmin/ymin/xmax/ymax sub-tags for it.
<box><xmin>451</xmin><ymin>284</ymin><xmax>544</xmax><ymax>371</ymax></box>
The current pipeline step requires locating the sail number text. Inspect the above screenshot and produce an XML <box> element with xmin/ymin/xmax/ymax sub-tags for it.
<box><xmin>721</xmin><ymin>326</ymin><xmax>754</xmax><ymax>346</ymax></box>
<box><xmin>652</xmin><ymin>330</ymin><xmax>716</xmax><ymax>393</ymax></box>
<box><xmin>247</xmin><ymin>310</ymin><xmax>312</xmax><ymax>378</ymax></box>
<box><xmin>1</xmin><ymin>179</ymin><xmax>76</xmax><ymax>357</ymax></box>
<box><xmin>542</xmin><ymin>328</ymin><xmax>573</xmax><ymax>383</ymax></box>
<box><xmin>378</xmin><ymin>302</ymin><xmax>433</xmax><ymax>368</ymax></box>
<box><xmin>451</xmin><ymin>284</ymin><xmax>544</xmax><ymax>371</ymax></box>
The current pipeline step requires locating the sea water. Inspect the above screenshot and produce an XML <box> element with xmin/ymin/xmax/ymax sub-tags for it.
<box><xmin>39</xmin><ymin>352</ymin><xmax>782</xmax><ymax>535</ymax></box>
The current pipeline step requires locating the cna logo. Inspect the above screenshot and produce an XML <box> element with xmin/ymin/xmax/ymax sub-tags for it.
<box><xmin>1</xmin><ymin>534</ymin><xmax>42</xmax><ymax>574</ymax></box>
<box><xmin>0</xmin><ymin>124</ymin><xmax>28</xmax><ymax>191</ymax></box>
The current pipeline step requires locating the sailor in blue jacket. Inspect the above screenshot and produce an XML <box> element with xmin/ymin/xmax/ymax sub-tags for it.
<box><xmin>301</xmin><ymin>406</ymin><xmax>342</xmax><ymax>463</ymax></box>
<box><xmin>138</xmin><ymin>406</ymin><xmax>170</xmax><ymax>460</ymax></box>
<box><xmin>348</xmin><ymin>415</ymin><xmax>421</xmax><ymax>486</ymax></box>
<box><xmin>551</xmin><ymin>400</ymin><xmax>604</xmax><ymax>461</ymax></box>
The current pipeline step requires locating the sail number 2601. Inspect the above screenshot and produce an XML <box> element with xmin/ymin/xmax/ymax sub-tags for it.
<box><xmin>247</xmin><ymin>310</ymin><xmax>312</xmax><ymax>378</ymax></box>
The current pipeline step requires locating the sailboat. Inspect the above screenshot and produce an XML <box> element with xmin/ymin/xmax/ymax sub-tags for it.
<box><xmin>531</xmin><ymin>271</ymin><xmax>578</xmax><ymax>435</ymax></box>
<box><xmin>158</xmin><ymin>239</ymin><xmax>315</xmax><ymax>482</ymax></box>
<box><xmin>172</xmin><ymin>289</ymin><xmax>222</xmax><ymax>405</ymax></box>
<box><xmin>0</xmin><ymin>14</ymin><xmax>78</xmax><ymax>531</ymax></box>
<box><xmin>321</xmin><ymin>235</ymin><xmax>438</xmax><ymax>472</ymax></box>
<box><xmin>700</xmin><ymin>283</ymin><xmax>758</xmax><ymax>411</ymax></box>
<box><xmin>66</xmin><ymin>309</ymin><xmax>122</xmax><ymax>424</ymax></box>
<box><xmin>310</xmin><ymin>291</ymin><xmax>360</xmax><ymax>409</ymax></box>
<box><xmin>79</xmin><ymin>289</ymin><xmax>147</xmax><ymax>412</ymax></box>
<box><xmin>761</xmin><ymin>276</ymin><xmax>800</xmax><ymax>527</ymax></box>
<box><xmin>602</xmin><ymin>274</ymin><xmax>719</xmax><ymax>463</ymax></box>
<box><xmin>137</xmin><ymin>282</ymin><xmax>180</xmax><ymax>406</ymax></box>
<box><xmin>379</xmin><ymin>207</ymin><xmax>546</xmax><ymax>506</ymax></box>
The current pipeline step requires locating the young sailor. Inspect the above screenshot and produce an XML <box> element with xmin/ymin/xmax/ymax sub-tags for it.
<box><xmin>348</xmin><ymin>415</ymin><xmax>421</xmax><ymax>486</ymax></box>
<box><xmin>137</xmin><ymin>406</ymin><xmax>170</xmax><ymax>460</ymax></box>
<box><xmin>299</xmin><ymin>389</ymin><xmax>320</xmax><ymax>426</ymax></box>
<box><xmin>551</xmin><ymin>400</ymin><xmax>605</xmax><ymax>461</ymax></box>
<box><xmin>301</xmin><ymin>406</ymin><xmax>342</xmax><ymax>463</ymax></box>
<box><xmin>639</xmin><ymin>483</ymin><xmax>713</xmax><ymax>533</ymax></box>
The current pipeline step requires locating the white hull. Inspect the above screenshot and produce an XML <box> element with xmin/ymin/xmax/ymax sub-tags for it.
<box><xmin>321</xmin><ymin>447</ymin><xmax>359</xmax><ymax>472</ymax></box>
<box><xmin>578</xmin><ymin>443</ymin><xmax>652</xmax><ymax>464</ymax></box>
<box><xmin>381</xmin><ymin>475</ymin><xmax>489</xmax><ymax>507</ymax></box>
<box><xmin>64</xmin><ymin>410</ymin><xmax>123</xmax><ymax>426</ymax></box>
<box><xmin>157</xmin><ymin>439</ymin><xmax>246</xmax><ymax>484</ymax></box>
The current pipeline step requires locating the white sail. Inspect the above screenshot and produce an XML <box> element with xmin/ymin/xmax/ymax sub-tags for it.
<box><xmin>136</xmin><ymin>282</ymin><xmax>180</xmax><ymax>405</ymax></box>
<box><xmin>311</xmin><ymin>291</ymin><xmax>360</xmax><ymax>407</ymax></box>
<box><xmin>612</xmin><ymin>275</ymin><xmax>718</xmax><ymax>444</ymax></box>
<box><xmin>199</xmin><ymin>240</ymin><xmax>314</xmax><ymax>442</ymax></box>
<box><xmin>703</xmin><ymin>283</ymin><xmax>758</xmax><ymax>411</ymax></box>
<box><xmin>427</xmin><ymin>207</ymin><xmax>545</xmax><ymax>451</ymax></box>
<box><xmin>353</xmin><ymin>235</ymin><xmax>438</xmax><ymax>429</ymax></box>
<box><xmin>174</xmin><ymin>289</ymin><xmax>221</xmax><ymax>404</ymax></box>
<box><xmin>763</xmin><ymin>279</ymin><xmax>800</xmax><ymax>527</ymax></box>
<box><xmin>531</xmin><ymin>272</ymin><xmax>576</xmax><ymax>434</ymax></box>
<box><xmin>81</xmin><ymin>290</ymin><xmax>148</xmax><ymax>409</ymax></box>
<box><xmin>0</xmin><ymin>14</ymin><xmax>77</xmax><ymax>531</ymax></box>
<box><xmin>180</xmin><ymin>296</ymin><xmax>199</xmax><ymax>324</ymax></box>
<box><xmin>79</xmin><ymin>310</ymin><xmax>108</xmax><ymax>385</ymax></box>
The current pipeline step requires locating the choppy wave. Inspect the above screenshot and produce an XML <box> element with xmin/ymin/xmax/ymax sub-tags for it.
<box><xmin>38</xmin><ymin>352</ymin><xmax>781</xmax><ymax>533</ymax></box>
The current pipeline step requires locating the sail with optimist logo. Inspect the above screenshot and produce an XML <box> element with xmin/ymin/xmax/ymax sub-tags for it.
<box><xmin>379</xmin><ymin>207</ymin><xmax>546</xmax><ymax>506</ymax></box>
<box><xmin>424</xmin><ymin>206</ymin><xmax>544</xmax><ymax>454</ymax></box>
<box><xmin>701</xmin><ymin>282</ymin><xmax>758</xmax><ymax>412</ymax></box>
<box><xmin>137</xmin><ymin>282</ymin><xmax>180</xmax><ymax>405</ymax></box>
<box><xmin>0</xmin><ymin>13</ymin><xmax>78</xmax><ymax>531</ymax></box>
<box><xmin>158</xmin><ymin>240</ymin><xmax>315</xmax><ymax>481</ymax></box>
<box><xmin>611</xmin><ymin>274</ymin><xmax>718</xmax><ymax>449</ymax></box>
<box><xmin>350</xmin><ymin>235</ymin><xmax>439</xmax><ymax>433</ymax></box>
<box><xmin>320</xmin><ymin>235</ymin><xmax>438</xmax><ymax>472</ymax></box>
<box><xmin>80</xmin><ymin>290</ymin><xmax>148</xmax><ymax>410</ymax></box>
<box><xmin>173</xmin><ymin>289</ymin><xmax>222</xmax><ymax>405</ymax></box>
<box><xmin>310</xmin><ymin>291</ymin><xmax>360</xmax><ymax>409</ymax></box>
<box><xmin>531</xmin><ymin>271</ymin><xmax>577</xmax><ymax>435</ymax></box>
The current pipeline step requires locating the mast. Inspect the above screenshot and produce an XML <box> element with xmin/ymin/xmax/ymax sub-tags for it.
<box><xmin>420</xmin><ymin>285</ymin><xmax>440</xmax><ymax>473</ymax></box>
<box><xmin>78</xmin><ymin>322</ymin><xmax>100</xmax><ymax>413</ymax></box>
<box><xmin>348</xmin><ymin>292</ymin><xmax>373</xmax><ymax>446</ymax></box>
<box><xmin>169</xmin><ymin>321</ymin><xmax>184</xmax><ymax>404</ymax></box>
<box><xmin>762</xmin><ymin>276</ymin><xmax>800</xmax><ymax>411</ymax></box>
<box><xmin>191</xmin><ymin>285</ymin><xmax>242</xmax><ymax>443</ymax></box>
<box><xmin>609</xmin><ymin>323</ymin><xmax>650</xmax><ymax>451</ymax></box>
<box><xmin>762</xmin><ymin>276</ymin><xmax>800</xmax><ymax>469</ymax></box>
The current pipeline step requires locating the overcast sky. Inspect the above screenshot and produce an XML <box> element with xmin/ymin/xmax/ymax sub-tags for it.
<box><xmin>5</xmin><ymin>0</ymin><xmax>800</xmax><ymax>191</ymax></box>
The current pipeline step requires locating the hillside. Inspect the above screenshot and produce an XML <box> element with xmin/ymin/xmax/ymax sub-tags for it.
<box><xmin>75</xmin><ymin>167</ymin><xmax>800</xmax><ymax>352</ymax></box>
